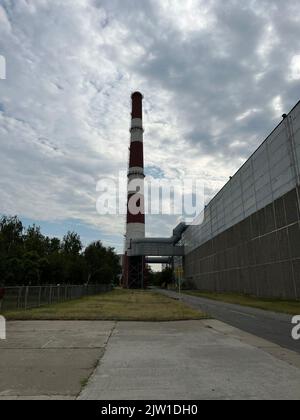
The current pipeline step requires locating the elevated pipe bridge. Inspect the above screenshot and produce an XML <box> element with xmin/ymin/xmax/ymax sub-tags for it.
<box><xmin>128</xmin><ymin>223</ymin><xmax>187</xmax><ymax>258</ymax></box>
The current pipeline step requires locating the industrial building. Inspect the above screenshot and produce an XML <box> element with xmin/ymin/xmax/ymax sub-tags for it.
<box><xmin>181</xmin><ymin>101</ymin><xmax>300</xmax><ymax>300</ymax></box>
<box><xmin>123</xmin><ymin>94</ymin><xmax>300</xmax><ymax>299</ymax></box>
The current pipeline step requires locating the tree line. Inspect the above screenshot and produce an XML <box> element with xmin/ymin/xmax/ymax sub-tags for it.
<box><xmin>148</xmin><ymin>267</ymin><xmax>173</xmax><ymax>288</ymax></box>
<box><xmin>0</xmin><ymin>216</ymin><xmax>121</xmax><ymax>286</ymax></box>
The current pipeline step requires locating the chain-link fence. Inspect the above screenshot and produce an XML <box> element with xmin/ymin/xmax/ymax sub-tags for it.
<box><xmin>0</xmin><ymin>284</ymin><xmax>112</xmax><ymax>312</ymax></box>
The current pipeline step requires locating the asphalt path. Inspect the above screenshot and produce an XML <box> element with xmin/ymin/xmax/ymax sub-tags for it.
<box><xmin>158</xmin><ymin>289</ymin><xmax>300</xmax><ymax>354</ymax></box>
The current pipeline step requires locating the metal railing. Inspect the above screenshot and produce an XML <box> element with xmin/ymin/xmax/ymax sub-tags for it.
<box><xmin>0</xmin><ymin>284</ymin><xmax>112</xmax><ymax>312</ymax></box>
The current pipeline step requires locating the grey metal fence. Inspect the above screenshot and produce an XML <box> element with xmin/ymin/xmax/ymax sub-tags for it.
<box><xmin>0</xmin><ymin>284</ymin><xmax>112</xmax><ymax>312</ymax></box>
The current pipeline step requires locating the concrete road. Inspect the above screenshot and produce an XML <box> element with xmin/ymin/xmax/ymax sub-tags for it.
<box><xmin>79</xmin><ymin>320</ymin><xmax>300</xmax><ymax>400</ymax></box>
<box><xmin>158</xmin><ymin>290</ymin><xmax>300</xmax><ymax>354</ymax></box>
<box><xmin>0</xmin><ymin>321</ymin><xmax>115</xmax><ymax>400</ymax></box>
<box><xmin>1</xmin><ymin>319</ymin><xmax>300</xmax><ymax>400</ymax></box>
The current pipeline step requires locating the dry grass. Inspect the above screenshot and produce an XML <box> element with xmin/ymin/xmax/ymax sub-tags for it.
<box><xmin>3</xmin><ymin>289</ymin><xmax>207</xmax><ymax>321</ymax></box>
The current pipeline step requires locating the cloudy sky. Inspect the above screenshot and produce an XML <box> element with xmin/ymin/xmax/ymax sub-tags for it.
<box><xmin>1</xmin><ymin>0</ymin><xmax>300</xmax><ymax>253</ymax></box>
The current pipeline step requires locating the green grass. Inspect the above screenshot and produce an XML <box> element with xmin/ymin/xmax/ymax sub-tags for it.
<box><xmin>182</xmin><ymin>290</ymin><xmax>300</xmax><ymax>315</ymax></box>
<box><xmin>80</xmin><ymin>378</ymin><xmax>89</xmax><ymax>389</ymax></box>
<box><xmin>2</xmin><ymin>289</ymin><xmax>207</xmax><ymax>321</ymax></box>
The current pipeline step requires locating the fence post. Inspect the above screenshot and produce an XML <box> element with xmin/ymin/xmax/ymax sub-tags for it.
<box><xmin>38</xmin><ymin>286</ymin><xmax>42</xmax><ymax>307</ymax></box>
<box><xmin>17</xmin><ymin>286</ymin><xmax>22</xmax><ymax>309</ymax></box>
<box><xmin>24</xmin><ymin>286</ymin><xmax>29</xmax><ymax>310</ymax></box>
<box><xmin>49</xmin><ymin>286</ymin><xmax>52</xmax><ymax>305</ymax></box>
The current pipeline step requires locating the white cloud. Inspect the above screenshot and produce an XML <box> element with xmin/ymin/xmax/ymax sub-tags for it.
<box><xmin>257</xmin><ymin>24</ymin><xmax>279</xmax><ymax>63</ymax></box>
<box><xmin>272</xmin><ymin>95</ymin><xmax>283</xmax><ymax>116</ymax></box>
<box><xmin>236</xmin><ymin>108</ymin><xmax>261</xmax><ymax>122</ymax></box>
<box><xmin>289</xmin><ymin>55</ymin><xmax>300</xmax><ymax>81</ymax></box>
<box><xmin>154</xmin><ymin>0</ymin><xmax>216</xmax><ymax>35</ymax></box>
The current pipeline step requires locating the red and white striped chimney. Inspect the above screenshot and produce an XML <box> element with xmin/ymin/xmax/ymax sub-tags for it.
<box><xmin>123</xmin><ymin>92</ymin><xmax>146</xmax><ymax>288</ymax></box>
<box><xmin>126</xmin><ymin>92</ymin><xmax>145</xmax><ymax>249</ymax></box>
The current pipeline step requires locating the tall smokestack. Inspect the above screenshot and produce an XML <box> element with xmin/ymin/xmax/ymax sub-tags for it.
<box><xmin>123</xmin><ymin>92</ymin><xmax>146</xmax><ymax>288</ymax></box>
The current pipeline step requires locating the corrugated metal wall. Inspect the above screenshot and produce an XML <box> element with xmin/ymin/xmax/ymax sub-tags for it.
<box><xmin>183</xmin><ymin>101</ymin><xmax>300</xmax><ymax>254</ymax></box>
<box><xmin>182</xmin><ymin>101</ymin><xmax>300</xmax><ymax>299</ymax></box>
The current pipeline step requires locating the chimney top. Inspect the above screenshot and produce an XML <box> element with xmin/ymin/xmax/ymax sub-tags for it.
<box><xmin>131</xmin><ymin>91</ymin><xmax>143</xmax><ymax>99</ymax></box>
<box><xmin>131</xmin><ymin>92</ymin><xmax>143</xmax><ymax>119</ymax></box>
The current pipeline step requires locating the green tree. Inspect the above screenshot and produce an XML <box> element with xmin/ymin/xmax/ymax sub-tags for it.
<box><xmin>24</xmin><ymin>225</ymin><xmax>46</xmax><ymax>256</ymax></box>
<box><xmin>84</xmin><ymin>241</ymin><xmax>121</xmax><ymax>285</ymax></box>
<box><xmin>0</xmin><ymin>215</ymin><xmax>120</xmax><ymax>287</ymax></box>
<box><xmin>22</xmin><ymin>251</ymin><xmax>41</xmax><ymax>285</ymax></box>
<box><xmin>160</xmin><ymin>267</ymin><xmax>173</xmax><ymax>288</ymax></box>
<box><xmin>62</xmin><ymin>232</ymin><xmax>82</xmax><ymax>256</ymax></box>
<box><xmin>48</xmin><ymin>237</ymin><xmax>61</xmax><ymax>254</ymax></box>
<box><xmin>0</xmin><ymin>216</ymin><xmax>24</xmax><ymax>285</ymax></box>
<box><xmin>0</xmin><ymin>216</ymin><xmax>23</xmax><ymax>255</ymax></box>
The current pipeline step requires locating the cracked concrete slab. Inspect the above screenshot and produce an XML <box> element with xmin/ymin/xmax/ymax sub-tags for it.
<box><xmin>0</xmin><ymin>321</ymin><xmax>115</xmax><ymax>399</ymax></box>
<box><xmin>79</xmin><ymin>321</ymin><xmax>300</xmax><ymax>400</ymax></box>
